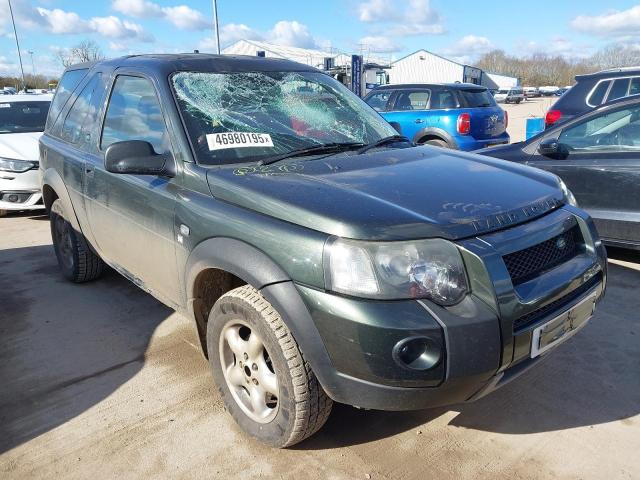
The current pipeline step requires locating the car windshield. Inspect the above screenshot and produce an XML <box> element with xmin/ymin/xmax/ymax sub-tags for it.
<box><xmin>172</xmin><ymin>71</ymin><xmax>397</xmax><ymax>165</ymax></box>
<box><xmin>0</xmin><ymin>100</ymin><xmax>50</xmax><ymax>134</ymax></box>
<box><xmin>457</xmin><ymin>88</ymin><xmax>496</xmax><ymax>107</ymax></box>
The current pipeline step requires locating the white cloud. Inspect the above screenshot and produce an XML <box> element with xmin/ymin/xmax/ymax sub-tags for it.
<box><xmin>356</xmin><ymin>0</ymin><xmax>444</xmax><ymax>37</ymax></box>
<box><xmin>112</xmin><ymin>0</ymin><xmax>209</xmax><ymax>31</ymax></box>
<box><xmin>358</xmin><ymin>35</ymin><xmax>402</xmax><ymax>53</ymax></box>
<box><xmin>88</xmin><ymin>16</ymin><xmax>152</xmax><ymax>41</ymax></box>
<box><xmin>443</xmin><ymin>35</ymin><xmax>494</xmax><ymax>63</ymax></box>
<box><xmin>268</xmin><ymin>20</ymin><xmax>316</xmax><ymax>48</ymax></box>
<box><xmin>518</xmin><ymin>37</ymin><xmax>593</xmax><ymax>59</ymax></box>
<box><xmin>36</xmin><ymin>8</ymin><xmax>89</xmax><ymax>35</ymax></box>
<box><xmin>571</xmin><ymin>6</ymin><xmax>640</xmax><ymax>37</ymax></box>
<box><xmin>219</xmin><ymin>23</ymin><xmax>262</xmax><ymax>46</ymax></box>
<box><xmin>112</xmin><ymin>0</ymin><xmax>162</xmax><ymax>17</ymax></box>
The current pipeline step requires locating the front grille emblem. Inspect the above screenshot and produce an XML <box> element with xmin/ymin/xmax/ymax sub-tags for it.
<box><xmin>556</xmin><ymin>237</ymin><xmax>567</xmax><ymax>250</ymax></box>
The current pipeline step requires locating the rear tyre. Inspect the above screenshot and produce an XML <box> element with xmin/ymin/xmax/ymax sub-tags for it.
<box><xmin>207</xmin><ymin>285</ymin><xmax>333</xmax><ymax>448</ymax></box>
<box><xmin>49</xmin><ymin>199</ymin><xmax>104</xmax><ymax>283</ymax></box>
<box><xmin>423</xmin><ymin>139</ymin><xmax>449</xmax><ymax>148</ymax></box>
<box><xmin>0</xmin><ymin>209</ymin><xmax>7</xmax><ymax>217</ymax></box>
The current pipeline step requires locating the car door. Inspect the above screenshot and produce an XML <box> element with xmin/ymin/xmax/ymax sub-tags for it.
<box><xmin>84</xmin><ymin>71</ymin><xmax>181</xmax><ymax>306</ymax></box>
<box><xmin>382</xmin><ymin>89</ymin><xmax>431</xmax><ymax>141</ymax></box>
<box><xmin>527</xmin><ymin>103</ymin><xmax>640</xmax><ymax>245</ymax></box>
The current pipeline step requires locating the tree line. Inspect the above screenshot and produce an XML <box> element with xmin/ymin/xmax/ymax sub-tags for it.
<box><xmin>476</xmin><ymin>43</ymin><xmax>640</xmax><ymax>87</ymax></box>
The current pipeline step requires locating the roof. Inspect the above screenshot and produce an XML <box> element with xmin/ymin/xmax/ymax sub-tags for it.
<box><xmin>577</xmin><ymin>66</ymin><xmax>640</xmax><ymax>80</ymax></box>
<box><xmin>0</xmin><ymin>94</ymin><xmax>53</xmax><ymax>102</ymax></box>
<box><xmin>374</xmin><ymin>82</ymin><xmax>488</xmax><ymax>90</ymax></box>
<box><xmin>66</xmin><ymin>53</ymin><xmax>319</xmax><ymax>75</ymax></box>
<box><xmin>391</xmin><ymin>49</ymin><xmax>466</xmax><ymax>68</ymax></box>
<box><xmin>222</xmin><ymin>39</ymin><xmax>391</xmax><ymax>68</ymax></box>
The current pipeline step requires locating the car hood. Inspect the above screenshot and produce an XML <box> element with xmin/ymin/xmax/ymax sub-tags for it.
<box><xmin>0</xmin><ymin>132</ymin><xmax>42</xmax><ymax>161</ymax></box>
<box><xmin>206</xmin><ymin>146</ymin><xmax>565</xmax><ymax>241</ymax></box>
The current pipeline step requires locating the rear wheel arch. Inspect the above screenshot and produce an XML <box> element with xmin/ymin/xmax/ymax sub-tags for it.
<box><xmin>413</xmin><ymin>127</ymin><xmax>457</xmax><ymax>148</ymax></box>
<box><xmin>41</xmin><ymin>168</ymin><xmax>82</xmax><ymax>232</ymax></box>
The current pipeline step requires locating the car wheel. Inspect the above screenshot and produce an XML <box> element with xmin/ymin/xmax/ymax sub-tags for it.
<box><xmin>0</xmin><ymin>209</ymin><xmax>7</xmax><ymax>217</ymax></box>
<box><xmin>423</xmin><ymin>139</ymin><xmax>449</xmax><ymax>148</ymax></box>
<box><xmin>207</xmin><ymin>285</ymin><xmax>333</xmax><ymax>448</ymax></box>
<box><xmin>49</xmin><ymin>199</ymin><xmax>104</xmax><ymax>282</ymax></box>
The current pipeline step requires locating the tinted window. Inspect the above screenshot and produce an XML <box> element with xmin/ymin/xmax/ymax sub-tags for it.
<box><xmin>46</xmin><ymin>69</ymin><xmax>88</xmax><ymax>129</ymax></box>
<box><xmin>588</xmin><ymin>81</ymin><xmax>610</xmax><ymax>106</ymax></box>
<box><xmin>0</xmin><ymin>100</ymin><xmax>50</xmax><ymax>134</ymax></box>
<box><xmin>60</xmin><ymin>74</ymin><xmax>101</xmax><ymax>146</ymax></box>
<box><xmin>630</xmin><ymin>77</ymin><xmax>640</xmax><ymax>96</ymax></box>
<box><xmin>430</xmin><ymin>89</ymin><xmax>457</xmax><ymax>109</ymax></box>
<box><xmin>607</xmin><ymin>78</ymin><xmax>630</xmax><ymax>102</ymax></box>
<box><xmin>394</xmin><ymin>90</ymin><xmax>430</xmax><ymax>110</ymax></box>
<box><xmin>101</xmin><ymin>76</ymin><xmax>167</xmax><ymax>153</ymax></box>
<box><xmin>559</xmin><ymin>105</ymin><xmax>640</xmax><ymax>151</ymax></box>
<box><xmin>365</xmin><ymin>90</ymin><xmax>392</xmax><ymax>111</ymax></box>
<box><xmin>458</xmin><ymin>89</ymin><xmax>495</xmax><ymax>107</ymax></box>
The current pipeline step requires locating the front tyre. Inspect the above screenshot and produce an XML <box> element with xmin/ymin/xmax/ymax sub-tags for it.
<box><xmin>207</xmin><ymin>285</ymin><xmax>332</xmax><ymax>448</ymax></box>
<box><xmin>49</xmin><ymin>199</ymin><xmax>104</xmax><ymax>282</ymax></box>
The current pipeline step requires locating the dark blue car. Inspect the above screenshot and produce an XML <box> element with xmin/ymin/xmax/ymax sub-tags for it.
<box><xmin>364</xmin><ymin>83</ymin><xmax>509</xmax><ymax>151</ymax></box>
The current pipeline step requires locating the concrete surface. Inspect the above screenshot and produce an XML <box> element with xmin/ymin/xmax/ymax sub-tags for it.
<box><xmin>1</xmin><ymin>212</ymin><xmax>639</xmax><ymax>480</ymax></box>
<box><xmin>502</xmin><ymin>97</ymin><xmax>556</xmax><ymax>142</ymax></box>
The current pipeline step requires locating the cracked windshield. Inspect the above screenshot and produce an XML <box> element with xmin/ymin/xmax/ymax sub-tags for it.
<box><xmin>172</xmin><ymin>71</ymin><xmax>396</xmax><ymax>165</ymax></box>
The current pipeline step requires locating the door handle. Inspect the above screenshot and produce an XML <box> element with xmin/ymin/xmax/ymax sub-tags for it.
<box><xmin>85</xmin><ymin>166</ymin><xmax>95</xmax><ymax>176</ymax></box>
<box><xmin>415</xmin><ymin>119</ymin><xmax>424</xmax><ymax>124</ymax></box>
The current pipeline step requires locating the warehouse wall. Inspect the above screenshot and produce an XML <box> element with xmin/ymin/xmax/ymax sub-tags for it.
<box><xmin>483</xmin><ymin>72</ymin><xmax>519</xmax><ymax>89</ymax></box>
<box><xmin>389</xmin><ymin>50</ymin><xmax>464</xmax><ymax>84</ymax></box>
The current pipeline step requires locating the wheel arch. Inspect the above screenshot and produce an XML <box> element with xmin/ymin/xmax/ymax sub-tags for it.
<box><xmin>41</xmin><ymin>168</ymin><xmax>82</xmax><ymax>231</ymax></box>
<box><xmin>413</xmin><ymin>127</ymin><xmax>458</xmax><ymax>148</ymax></box>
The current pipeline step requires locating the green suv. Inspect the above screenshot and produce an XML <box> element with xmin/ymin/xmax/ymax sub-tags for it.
<box><xmin>40</xmin><ymin>55</ymin><xmax>607</xmax><ymax>448</ymax></box>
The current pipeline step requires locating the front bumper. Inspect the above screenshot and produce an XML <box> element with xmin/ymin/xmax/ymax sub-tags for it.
<box><xmin>277</xmin><ymin>206</ymin><xmax>606</xmax><ymax>411</ymax></box>
<box><xmin>0</xmin><ymin>168</ymin><xmax>43</xmax><ymax>211</ymax></box>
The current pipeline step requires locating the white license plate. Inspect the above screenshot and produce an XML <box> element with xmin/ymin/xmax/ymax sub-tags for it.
<box><xmin>530</xmin><ymin>289</ymin><xmax>599</xmax><ymax>358</ymax></box>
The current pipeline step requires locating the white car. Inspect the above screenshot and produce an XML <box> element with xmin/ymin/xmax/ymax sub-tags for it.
<box><xmin>0</xmin><ymin>94</ymin><xmax>53</xmax><ymax>216</ymax></box>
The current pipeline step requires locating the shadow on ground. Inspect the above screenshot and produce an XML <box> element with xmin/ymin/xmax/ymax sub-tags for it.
<box><xmin>299</xmin><ymin>259</ymin><xmax>640</xmax><ymax>449</ymax></box>
<box><xmin>0</xmin><ymin>242</ymin><xmax>172</xmax><ymax>453</ymax></box>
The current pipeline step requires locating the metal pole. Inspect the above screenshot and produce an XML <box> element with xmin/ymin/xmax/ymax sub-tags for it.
<box><xmin>212</xmin><ymin>0</ymin><xmax>221</xmax><ymax>54</ymax></box>
<box><xmin>7</xmin><ymin>0</ymin><xmax>26</xmax><ymax>92</ymax></box>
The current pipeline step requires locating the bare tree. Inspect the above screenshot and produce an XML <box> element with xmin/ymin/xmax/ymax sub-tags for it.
<box><xmin>57</xmin><ymin>40</ymin><xmax>105</xmax><ymax>68</ymax></box>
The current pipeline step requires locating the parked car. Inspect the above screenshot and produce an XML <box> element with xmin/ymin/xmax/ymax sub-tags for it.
<box><xmin>545</xmin><ymin>67</ymin><xmax>640</xmax><ymax>128</ymax></box>
<box><xmin>477</xmin><ymin>94</ymin><xmax>640</xmax><ymax>250</ymax></box>
<box><xmin>0</xmin><ymin>94</ymin><xmax>53</xmax><ymax>216</ymax></box>
<box><xmin>494</xmin><ymin>87</ymin><xmax>524</xmax><ymax>104</ymax></box>
<box><xmin>41</xmin><ymin>55</ymin><xmax>606</xmax><ymax>448</ymax></box>
<box><xmin>540</xmin><ymin>86</ymin><xmax>560</xmax><ymax>96</ymax></box>
<box><xmin>555</xmin><ymin>87</ymin><xmax>571</xmax><ymax>96</ymax></box>
<box><xmin>363</xmin><ymin>83</ymin><xmax>509</xmax><ymax>150</ymax></box>
<box><xmin>524</xmin><ymin>87</ymin><xmax>540</xmax><ymax>98</ymax></box>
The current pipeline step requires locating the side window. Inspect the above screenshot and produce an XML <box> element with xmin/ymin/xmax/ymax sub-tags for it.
<box><xmin>101</xmin><ymin>76</ymin><xmax>167</xmax><ymax>153</ymax></box>
<box><xmin>60</xmin><ymin>74</ymin><xmax>101</xmax><ymax>146</ymax></box>
<box><xmin>365</xmin><ymin>91</ymin><xmax>392</xmax><ymax>111</ymax></box>
<box><xmin>430</xmin><ymin>90</ymin><xmax>456</xmax><ymax>109</ymax></box>
<box><xmin>46</xmin><ymin>69</ymin><xmax>88</xmax><ymax>129</ymax></box>
<box><xmin>394</xmin><ymin>90</ymin><xmax>430</xmax><ymax>110</ymax></box>
<box><xmin>607</xmin><ymin>78</ymin><xmax>630</xmax><ymax>102</ymax></box>
<box><xmin>629</xmin><ymin>77</ymin><xmax>640</xmax><ymax>97</ymax></box>
<box><xmin>559</xmin><ymin>105</ymin><xmax>640</xmax><ymax>152</ymax></box>
<box><xmin>588</xmin><ymin>81</ymin><xmax>610</xmax><ymax>106</ymax></box>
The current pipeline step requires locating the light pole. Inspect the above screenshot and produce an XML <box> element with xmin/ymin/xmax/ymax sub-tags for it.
<box><xmin>7</xmin><ymin>0</ymin><xmax>26</xmax><ymax>91</ymax></box>
<box><xmin>212</xmin><ymin>0</ymin><xmax>221</xmax><ymax>54</ymax></box>
<box><xmin>28</xmin><ymin>50</ymin><xmax>36</xmax><ymax>87</ymax></box>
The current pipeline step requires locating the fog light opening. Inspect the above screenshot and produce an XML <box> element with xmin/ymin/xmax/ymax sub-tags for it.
<box><xmin>393</xmin><ymin>337</ymin><xmax>441</xmax><ymax>371</ymax></box>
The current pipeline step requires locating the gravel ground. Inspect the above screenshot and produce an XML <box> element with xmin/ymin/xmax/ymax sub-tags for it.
<box><xmin>502</xmin><ymin>97</ymin><xmax>556</xmax><ymax>142</ymax></box>
<box><xmin>1</xmin><ymin>203</ymin><xmax>639</xmax><ymax>479</ymax></box>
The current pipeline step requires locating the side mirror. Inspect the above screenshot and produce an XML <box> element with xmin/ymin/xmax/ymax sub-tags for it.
<box><xmin>389</xmin><ymin>121</ymin><xmax>403</xmax><ymax>134</ymax></box>
<box><xmin>538</xmin><ymin>138</ymin><xmax>569</xmax><ymax>159</ymax></box>
<box><xmin>104</xmin><ymin>140</ymin><xmax>175</xmax><ymax>177</ymax></box>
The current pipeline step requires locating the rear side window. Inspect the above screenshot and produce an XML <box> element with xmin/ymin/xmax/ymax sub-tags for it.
<box><xmin>458</xmin><ymin>89</ymin><xmax>495</xmax><ymax>107</ymax></box>
<box><xmin>430</xmin><ymin>89</ymin><xmax>457</xmax><ymax>109</ymax></box>
<box><xmin>588</xmin><ymin>81</ymin><xmax>610</xmax><ymax>106</ymax></box>
<box><xmin>60</xmin><ymin>74</ymin><xmax>101</xmax><ymax>146</ymax></box>
<box><xmin>630</xmin><ymin>77</ymin><xmax>640</xmax><ymax>96</ymax></box>
<box><xmin>365</xmin><ymin>90</ymin><xmax>392</xmax><ymax>111</ymax></box>
<box><xmin>101</xmin><ymin>76</ymin><xmax>167</xmax><ymax>153</ymax></box>
<box><xmin>607</xmin><ymin>78</ymin><xmax>630</xmax><ymax>102</ymax></box>
<box><xmin>46</xmin><ymin>69</ymin><xmax>88</xmax><ymax>129</ymax></box>
<box><xmin>393</xmin><ymin>90</ymin><xmax>430</xmax><ymax>110</ymax></box>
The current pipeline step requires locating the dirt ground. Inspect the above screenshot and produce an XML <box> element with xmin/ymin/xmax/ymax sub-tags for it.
<box><xmin>502</xmin><ymin>96</ymin><xmax>556</xmax><ymax>142</ymax></box>
<box><xmin>1</xmin><ymin>209</ymin><xmax>639</xmax><ymax>480</ymax></box>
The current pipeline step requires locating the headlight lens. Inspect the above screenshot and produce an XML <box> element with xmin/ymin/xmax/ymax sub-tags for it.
<box><xmin>324</xmin><ymin>237</ymin><xmax>468</xmax><ymax>305</ymax></box>
<box><xmin>0</xmin><ymin>157</ymin><xmax>38</xmax><ymax>173</ymax></box>
<box><xmin>559</xmin><ymin>179</ymin><xmax>578</xmax><ymax>207</ymax></box>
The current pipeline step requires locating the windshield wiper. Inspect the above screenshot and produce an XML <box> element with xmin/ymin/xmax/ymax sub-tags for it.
<box><xmin>258</xmin><ymin>142</ymin><xmax>365</xmax><ymax>166</ymax></box>
<box><xmin>356</xmin><ymin>135</ymin><xmax>411</xmax><ymax>154</ymax></box>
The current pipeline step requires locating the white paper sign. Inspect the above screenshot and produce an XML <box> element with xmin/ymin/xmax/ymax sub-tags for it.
<box><xmin>206</xmin><ymin>132</ymin><xmax>274</xmax><ymax>151</ymax></box>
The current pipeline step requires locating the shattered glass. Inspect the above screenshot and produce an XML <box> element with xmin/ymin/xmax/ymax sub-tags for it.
<box><xmin>172</xmin><ymin>71</ymin><xmax>396</xmax><ymax>165</ymax></box>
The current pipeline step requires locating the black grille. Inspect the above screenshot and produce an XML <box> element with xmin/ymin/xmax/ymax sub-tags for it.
<box><xmin>513</xmin><ymin>274</ymin><xmax>601</xmax><ymax>332</ymax></box>
<box><xmin>503</xmin><ymin>226</ymin><xmax>582</xmax><ymax>285</ymax></box>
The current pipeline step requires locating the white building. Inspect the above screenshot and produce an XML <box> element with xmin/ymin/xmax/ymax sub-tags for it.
<box><xmin>484</xmin><ymin>72</ymin><xmax>519</xmax><ymax>89</ymax></box>
<box><xmin>388</xmin><ymin>49</ymin><xmax>518</xmax><ymax>88</ymax></box>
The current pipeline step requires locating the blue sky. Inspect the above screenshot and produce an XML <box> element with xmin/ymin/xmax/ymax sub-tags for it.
<box><xmin>1</xmin><ymin>0</ymin><xmax>640</xmax><ymax>77</ymax></box>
